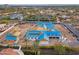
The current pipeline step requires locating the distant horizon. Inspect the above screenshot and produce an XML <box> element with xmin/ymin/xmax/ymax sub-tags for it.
<box><xmin>0</xmin><ymin>4</ymin><xmax>79</xmax><ymax>6</ymax></box>
<box><xmin>0</xmin><ymin>4</ymin><xmax>79</xmax><ymax>8</ymax></box>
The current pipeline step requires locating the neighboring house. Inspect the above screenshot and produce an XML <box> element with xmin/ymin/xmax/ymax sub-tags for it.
<box><xmin>0</xmin><ymin>48</ymin><xmax>24</xmax><ymax>55</ymax></box>
<box><xmin>61</xmin><ymin>15</ymin><xmax>70</xmax><ymax>19</ymax></box>
<box><xmin>5</xmin><ymin>30</ymin><xmax>21</xmax><ymax>45</ymax></box>
<box><xmin>5</xmin><ymin>33</ymin><xmax>17</xmax><ymax>45</ymax></box>
<box><xmin>10</xmin><ymin>13</ymin><xmax>24</xmax><ymax>21</ymax></box>
<box><xmin>0</xmin><ymin>24</ymin><xmax>6</xmax><ymax>28</ymax></box>
<box><xmin>5</xmin><ymin>33</ymin><xmax>17</xmax><ymax>41</ymax></box>
<box><xmin>0</xmin><ymin>24</ymin><xmax>6</xmax><ymax>32</ymax></box>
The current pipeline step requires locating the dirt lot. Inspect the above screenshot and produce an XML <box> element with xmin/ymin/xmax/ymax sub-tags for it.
<box><xmin>55</xmin><ymin>24</ymin><xmax>76</xmax><ymax>42</ymax></box>
<box><xmin>18</xmin><ymin>23</ymin><xmax>36</xmax><ymax>47</ymax></box>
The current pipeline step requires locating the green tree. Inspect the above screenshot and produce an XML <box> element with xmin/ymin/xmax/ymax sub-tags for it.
<box><xmin>54</xmin><ymin>45</ymin><xmax>66</xmax><ymax>55</ymax></box>
<box><xmin>0</xmin><ymin>19</ymin><xmax>10</xmax><ymax>24</ymax></box>
<box><xmin>3</xmin><ymin>16</ymin><xmax>10</xmax><ymax>20</ymax></box>
<box><xmin>51</xmin><ymin>16</ymin><xmax>56</xmax><ymax>22</ymax></box>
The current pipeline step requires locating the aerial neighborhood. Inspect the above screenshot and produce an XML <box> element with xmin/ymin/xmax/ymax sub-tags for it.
<box><xmin>0</xmin><ymin>5</ymin><xmax>79</xmax><ymax>55</ymax></box>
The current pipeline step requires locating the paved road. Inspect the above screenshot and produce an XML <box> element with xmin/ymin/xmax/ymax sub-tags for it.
<box><xmin>0</xmin><ymin>23</ymin><xmax>17</xmax><ymax>38</ymax></box>
<box><xmin>60</xmin><ymin>23</ymin><xmax>79</xmax><ymax>38</ymax></box>
<box><xmin>58</xmin><ymin>22</ymin><xmax>79</xmax><ymax>47</ymax></box>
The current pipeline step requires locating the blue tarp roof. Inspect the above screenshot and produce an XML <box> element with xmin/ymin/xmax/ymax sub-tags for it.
<box><xmin>25</xmin><ymin>22</ymin><xmax>61</xmax><ymax>41</ymax></box>
<box><xmin>26</xmin><ymin>30</ymin><xmax>41</xmax><ymax>35</ymax></box>
<box><xmin>43</xmin><ymin>29</ymin><xmax>61</xmax><ymax>37</ymax></box>
<box><xmin>37</xmin><ymin>33</ymin><xmax>49</xmax><ymax>41</ymax></box>
<box><xmin>25</xmin><ymin>29</ymin><xmax>61</xmax><ymax>41</ymax></box>
<box><xmin>25</xmin><ymin>30</ymin><xmax>41</xmax><ymax>40</ymax></box>
<box><xmin>36</xmin><ymin>22</ymin><xmax>54</xmax><ymax>30</ymax></box>
<box><xmin>5</xmin><ymin>33</ymin><xmax>17</xmax><ymax>40</ymax></box>
<box><xmin>26</xmin><ymin>31</ymin><xmax>49</xmax><ymax>41</ymax></box>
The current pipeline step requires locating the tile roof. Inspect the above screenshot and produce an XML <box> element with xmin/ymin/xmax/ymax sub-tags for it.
<box><xmin>0</xmin><ymin>48</ymin><xmax>19</xmax><ymax>55</ymax></box>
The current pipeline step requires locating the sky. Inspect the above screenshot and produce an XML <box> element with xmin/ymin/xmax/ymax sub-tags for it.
<box><xmin>0</xmin><ymin>0</ymin><xmax>79</xmax><ymax>4</ymax></box>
